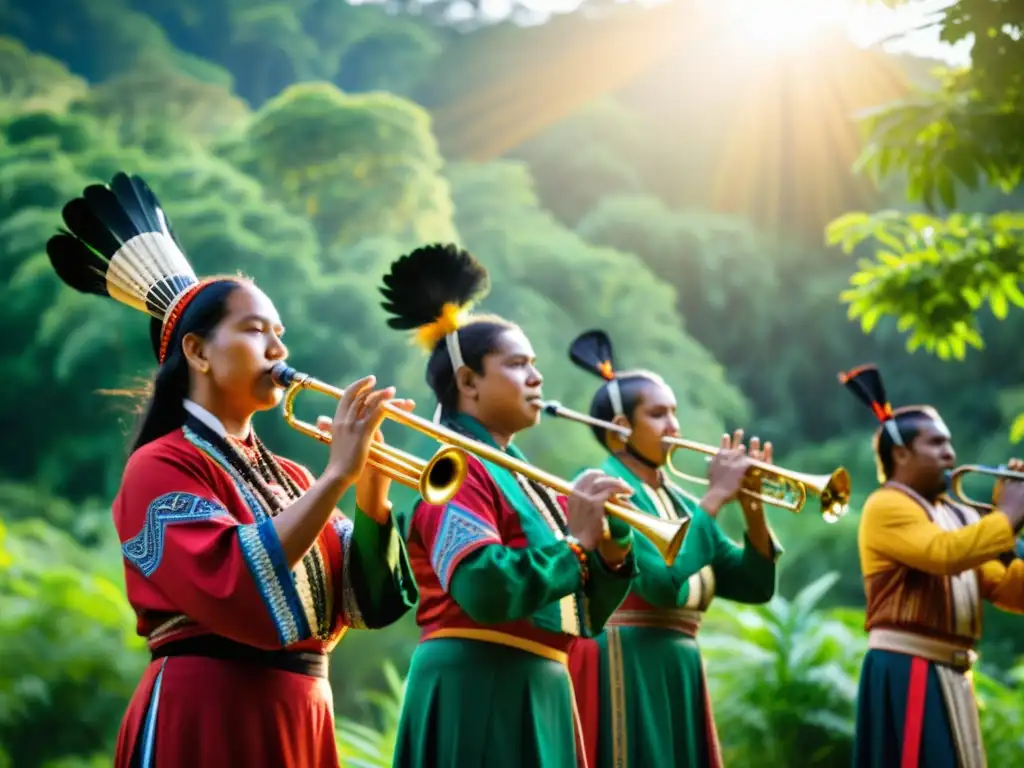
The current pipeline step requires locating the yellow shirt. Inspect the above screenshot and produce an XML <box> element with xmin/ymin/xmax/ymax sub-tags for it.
<box><xmin>858</xmin><ymin>485</ymin><xmax>1024</xmax><ymax>642</ymax></box>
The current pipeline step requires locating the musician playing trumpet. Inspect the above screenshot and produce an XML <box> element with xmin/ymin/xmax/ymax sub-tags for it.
<box><xmin>565</xmin><ymin>330</ymin><xmax>782</xmax><ymax>768</ymax></box>
<box><xmin>840</xmin><ymin>365</ymin><xmax>1024</xmax><ymax>768</ymax></box>
<box><xmin>378</xmin><ymin>246</ymin><xmax>639</xmax><ymax>768</ymax></box>
<box><xmin>43</xmin><ymin>173</ymin><xmax>417</xmax><ymax>767</ymax></box>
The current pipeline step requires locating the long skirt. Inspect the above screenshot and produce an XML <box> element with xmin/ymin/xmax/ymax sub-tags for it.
<box><xmin>853</xmin><ymin>648</ymin><xmax>985</xmax><ymax>768</ymax></box>
<box><xmin>591</xmin><ymin>626</ymin><xmax>721</xmax><ymax>768</ymax></box>
<box><xmin>393</xmin><ymin>637</ymin><xmax>581</xmax><ymax>768</ymax></box>
<box><xmin>115</xmin><ymin>656</ymin><xmax>339</xmax><ymax>767</ymax></box>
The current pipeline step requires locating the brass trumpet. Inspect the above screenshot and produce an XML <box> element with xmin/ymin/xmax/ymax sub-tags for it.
<box><xmin>541</xmin><ymin>401</ymin><xmax>850</xmax><ymax>523</ymax></box>
<box><xmin>274</xmin><ymin>366</ymin><xmax>689</xmax><ymax>564</ymax></box>
<box><xmin>275</xmin><ymin>364</ymin><xmax>469</xmax><ymax>506</ymax></box>
<box><xmin>946</xmin><ymin>464</ymin><xmax>1024</xmax><ymax>512</ymax></box>
<box><xmin>663</xmin><ymin>438</ymin><xmax>850</xmax><ymax>523</ymax></box>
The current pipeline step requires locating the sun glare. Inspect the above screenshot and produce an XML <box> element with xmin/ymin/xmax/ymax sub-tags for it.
<box><xmin>704</xmin><ymin>0</ymin><xmax>860</xmax><ymax>51</ymax></box>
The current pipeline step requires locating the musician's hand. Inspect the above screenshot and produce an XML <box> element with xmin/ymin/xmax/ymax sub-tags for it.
<box><xmin>994</xmin><ymin>457</ymin><xmax>1024</xmax><ymax>503</ymax></box>
<box><xmin>702</xmin><ymin>429</ymin><xmax>752</xmax><ymax>517</ymax></box>
<box><xmin>318</xmin><ymin>404</ymin><xmax>406</xmax><ymax>524</ymax></box>
<box><xmin>997</xmin><ymin>457</ymin><xmax>1024</xmax><ymax>532</ymax></box>
<box><xmin>743</xmin><ymin>436</ymin><xmax>773</xmax><ymax>494</ymax></box>
<box><xmin>567</xmin><ymin>470</ymin><xmax>634</xmax><ymax>550</ymax></box>
<box><xmin>323</xmin><ymin>375</ymin><xmax>413</xmax><ymax>493</ymax></box>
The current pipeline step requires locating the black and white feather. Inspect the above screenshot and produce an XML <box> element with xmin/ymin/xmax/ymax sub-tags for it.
<box><xmin>46</xmin><ymin>172</ymin><xmax>197</xmax><ymax>320</ymax></box>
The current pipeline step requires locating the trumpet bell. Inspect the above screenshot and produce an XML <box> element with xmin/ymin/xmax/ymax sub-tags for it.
<box><xmin>420</xmin><ymin>446</ymin><xmax>470</xmax><ymax>506</ymax></box>
<box><xmin>622</xmin><ymin>509</ymin><xmax>690</xmax><ymax>564</ymax></box>
<box><xmin>815</xmin><ymin>467</ymin><xmax>852</xmax><ymax>523</ymax></box>
<box><xmin>752</xmin><ymin>466</ymin><xmax>851</xmax><ymax>522</ymax></box>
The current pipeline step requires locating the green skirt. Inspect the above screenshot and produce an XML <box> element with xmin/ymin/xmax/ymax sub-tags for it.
<box><xmin>597</xmin><ymin>626</ymin><xmax>716</xmax><ymax>768</ymax></box>
<box><xmin>853</xmin><ymin>649</ymin><xmax>961</xmax><ymax>768</ymax></box>
<box><xmin>393</xmin><ymin>638</ymin><xmax>579</xmax><ymax>768</ymax></box>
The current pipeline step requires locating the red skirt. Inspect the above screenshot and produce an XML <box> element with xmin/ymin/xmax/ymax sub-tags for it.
<box><xmin>568</xmin><ymin>638</ymin><xmax>601</xmax><ymax>768</ymax></box>
<box><xmin>115</xmin><ymin>656</ymin><xmax>340</xmax><ymax>767</ymax></box>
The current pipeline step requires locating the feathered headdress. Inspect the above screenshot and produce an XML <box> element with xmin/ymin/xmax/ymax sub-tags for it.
<box><xmin>569</xmin><ymin>329</ymin><xmax>624</xmax><ymax>416</ymax></box>
<box><xmin>379</xmin><ymin>243</ymin><xmax>490</xmax><ymax>368</ymax></box>
<box><xmin>838</xmin><ymin>364</ymin><xmax>902</xmax><ymax>445</ymax></box>
<box><xmin>45</xmin><ymin>172</ymin><xmax>220</xmax><ymax>364</ymax></box>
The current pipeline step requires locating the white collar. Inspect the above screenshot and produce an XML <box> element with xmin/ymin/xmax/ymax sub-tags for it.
<box><xmin>183</xmin><ymin>399</ymin><xmax>228</xmax><ymax>438</ymax></box>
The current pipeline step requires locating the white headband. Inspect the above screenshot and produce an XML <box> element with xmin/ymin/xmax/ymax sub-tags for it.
<box><xmin>607</xmin><ymin>378</ymin><xmax>624</xmax><ymax>418</ymax></box>
<box><xmin>435</xmin><ymin>329</ymin><xmax>466</xmax><ymax>423</ymax></box>
<box><xmin>883</xmin><ymin>419</ymin><xmax>903</xmax><ymax>446</ymax></box>
<box><xmin>445</xmin><ymin>330</ymin><xmax>465</xmax><ymax>371</ymax></box>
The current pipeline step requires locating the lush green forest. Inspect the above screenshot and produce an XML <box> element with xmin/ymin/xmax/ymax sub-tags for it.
<box><xmin>1</xmin><ymin>1</ymin><xmax>1022</xmax><ymax>766</ymax></box>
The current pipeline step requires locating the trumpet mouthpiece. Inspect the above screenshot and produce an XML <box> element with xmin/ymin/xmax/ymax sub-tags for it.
<box><xmin>270</xmin><ymin>362</ymin><xmax>298</xmax><ymax>387</ymax></box>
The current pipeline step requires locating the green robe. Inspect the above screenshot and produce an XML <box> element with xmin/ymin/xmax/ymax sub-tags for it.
<box><xmin>393</xmin><ymin>414</ymin><xmax>639</xmax><ymax>768</ymax></box>
<box><xmin>592</xmin><ymin>454</ymin><xmax>781</xmax><ymax>768</ymax></box>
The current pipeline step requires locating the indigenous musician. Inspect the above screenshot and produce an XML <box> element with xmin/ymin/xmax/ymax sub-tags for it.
<box><xmin>840</xmin><ymin>364</ymin><xmax>1024</xmax><ymax>768</ymax></box>
<box><xmin>44</xmin><ymin>172</ymin><xmax>417</xmax><ymax>767</ymax></box>
<box><xmin>566</xmin><ymin>330</ymin><xmax>781</xmax><ymax>768</ymax></box>
<box><xmin>379</xmin><ymin>245</ymin><xmax>640</xmax><ymax>768</ymax></box>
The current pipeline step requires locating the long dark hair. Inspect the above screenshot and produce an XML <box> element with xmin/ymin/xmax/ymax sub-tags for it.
<box><xmin>379</xmin><ymin>243</ymin><xmax>515</xmax><ymax>416</ymax></box>
<box><xmin>131</xmin><ymin>280</ymin><xmax>242</xmax><ymax>453</ymax></box>
<box><xmin>568</xmin><ymin>329</ymin><xmax>663</xmax><ymax>448</ymax></box>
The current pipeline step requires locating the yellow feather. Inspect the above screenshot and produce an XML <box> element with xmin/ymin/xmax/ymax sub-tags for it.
<box><xmin>413</xmin><ymin>302</ymin><xmax>472</xmax><ymax>351</ymax></box>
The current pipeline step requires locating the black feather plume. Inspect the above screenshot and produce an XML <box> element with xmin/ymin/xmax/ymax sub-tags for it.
<box><xmin>569</xmin><ymin>329</ymin><xmax>617</xmax><ymax>381</ymax></box>
<box><xmin>838</xmin><ymin>364</ymin><xmax>894</xmax><ymax>422</ymax></box>
<box><xmin>379</xmin><ymin>243</ymin><xmax>489</xmax><ymax>331</ymax></box>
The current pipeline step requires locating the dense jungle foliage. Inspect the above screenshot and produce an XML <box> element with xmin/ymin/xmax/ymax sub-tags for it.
<box><xmin>1</xmin><ymin>1</ymin><xmax>1022</xmax><ymax>765</ymax></box>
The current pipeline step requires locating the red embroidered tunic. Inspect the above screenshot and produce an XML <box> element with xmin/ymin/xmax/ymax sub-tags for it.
<box><xmin>112</xmin><ymin>421</ymin><xmax>415</xmax><ymax>768</ymax></box>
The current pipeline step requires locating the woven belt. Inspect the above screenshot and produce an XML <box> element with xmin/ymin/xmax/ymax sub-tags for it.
<box><xmin>606</xmin><ymin>608</ymin><xmax>702</xmax><ymax>637</ymax></box>
<box><xmin>868</xmin><ymin>628</ymin><xmax>977</xmax><ymax>672</ymax></box>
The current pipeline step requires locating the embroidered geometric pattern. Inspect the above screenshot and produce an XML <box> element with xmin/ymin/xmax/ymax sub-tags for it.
<box><xmin>431</xmin><ymin>503</ymin><xmax>501</xmax><ymax>591</ymax></box>
<box><xmin>332</xmin><ymin>517</ymin><xmax>366</xmax><ymax>630</ymax></box>
<box><xmin>295</xmin><ymin>542</ymin><xmax>332</xmax><ymax>640</ymax></box>
<box><xmin>238</xmin><ymin>518</ymin><xmax>309</xmax><ymax>646</ymax></box>
<box><xmin>183</xmin><ymin>427</ymin><xmax>314</xmax><ymax>645</ymax></box>
<box><xmin>183</xmin><ymin>428</ymin><xmax>268</xmax><ymax>521</ymax></box>
<box><xmin>123</xmin><ymin>492</ymin><xmax>228</xmax><ymax>577</ymax></box>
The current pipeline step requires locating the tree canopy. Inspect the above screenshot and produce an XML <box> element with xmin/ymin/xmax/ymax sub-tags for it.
<box><xmin>828</xmin><ymin>0</ymin><xmax>1024</xmax><ymax>363</ymax></box>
